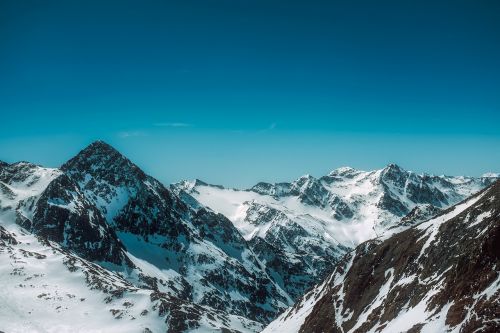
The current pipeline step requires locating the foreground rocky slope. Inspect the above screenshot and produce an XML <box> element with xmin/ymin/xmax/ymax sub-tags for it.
<box><xmin>263</xmin><ymin>180</ymin><xmax>500</xmax><ymax>333</ymax></box>
<box><xmin>177</xmin><ymin>167</ymin><xmax>497</xmax><ymax>299</ymax></box>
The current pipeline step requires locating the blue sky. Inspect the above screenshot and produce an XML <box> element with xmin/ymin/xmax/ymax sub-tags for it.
<box><xmin>1</xmin><ymin>0</ymin><xmax>499</xmax><ymax>187</ymax></box>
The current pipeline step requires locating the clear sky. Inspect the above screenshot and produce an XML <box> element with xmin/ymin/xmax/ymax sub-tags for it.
<box><xmin>1</xmin><ymin>0</ymin><xmax>499</xmax><ymax>187</ymax></box>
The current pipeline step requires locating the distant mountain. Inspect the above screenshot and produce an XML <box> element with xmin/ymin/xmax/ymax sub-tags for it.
<box><xmin>175</xmin><ymin>166</ymin><xmax>497</xmax><ymax>299</ymax></box>
<box><xmin>263</xmin><ymin>179</ymin><xmax>500</xmax><ymax>333</ymax></box>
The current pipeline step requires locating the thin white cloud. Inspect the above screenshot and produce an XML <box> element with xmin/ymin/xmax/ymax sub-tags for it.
<box><xmin>154</xmin><ymin>122</ymin><xmax>193</xmax><ymax>128</ymax></box>
<box><xmin>118</xmin><ymin>131</ymin><xmax>148</xmax><ymax>138</ymax></box>
<box><xmin>256</xmin><ymin>123</ymin><xmax>277</xmax><ymax>133</ymax></box>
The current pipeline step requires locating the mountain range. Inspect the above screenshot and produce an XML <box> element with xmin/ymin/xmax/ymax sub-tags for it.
<box><xmin>0</xmin><ymin>141</ymin><xmax>498</xmax><ymax>333</ymax></box>
<box><xmin>175</xmin><ymin>164</ymin><xmax>497</xmax><ymax>300</ymax></box>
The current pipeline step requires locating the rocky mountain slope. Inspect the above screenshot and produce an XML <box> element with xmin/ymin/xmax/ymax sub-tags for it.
<box><xmin>176</xmin><ymin>167</ymin><xmax>497</xmax><ymax>299</ymax></box>
<box><xmin>0</xmin><ymin>141</ymin><xmax>291</xmax><ymax>332</ymax></box>
<box><xmin>263</xmin><ymin>179</ymin><xmax>500</xmax><ymax>333</ymax></box>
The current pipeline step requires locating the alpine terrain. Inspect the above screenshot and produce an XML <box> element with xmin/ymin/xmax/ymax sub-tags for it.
<box><xmin>0</xmin><ymin>141</ymin><xmax>498</xmax><ymax>333</ymax></box>
<box><xmin>263</xmin><ymin>180</ymin><xmax>500</xmax><ymax>333</ymax></box>
<box><xmin>176</xmin><ymin>167</ymin><xmax>497</xmax><ymax>299</ymax></box>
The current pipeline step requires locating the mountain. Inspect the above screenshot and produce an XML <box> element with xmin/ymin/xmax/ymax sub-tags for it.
<box><xmin>0</xmin><ymin>141</ymin><xmax>291</xmax><ymax>332</ymax></box>
<box><xmin>175</xmin><ymin>166</ymin><xmax>497</xmax><ymax>300</ymax></box>
<box><xmin>1</xmin><ymin>142</ymin><xmax>497</xmax><ymax>332</ymax></box>
<box><xmin>262</xmin><ymin>180</ymin><xmax>500</xmax><ymax>333</ymax></box>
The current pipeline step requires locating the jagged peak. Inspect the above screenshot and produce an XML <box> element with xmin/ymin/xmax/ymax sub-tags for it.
<box><xmin>292</xmin><ymin>174</ymin><xmax>319</xmax><ymax>189</ymax></box>
<box><xmin>379</xmin><ymin>163</ymin><xmax>409</xmax><ymax>178</ymax></box>
<box><xmin>298</xmin><ymin>174</ymin><xmax>315</xmax><ymax>180</ymax></box>
<box><xmin>60</xmin><ymin>140</ymin><xmax>148</xmax><ymax>184</ymax></box>
<box><xmin>1</xmin><ymin>160</ymin><xmax>39</xmax><ymax>167</ymax></box>
<box><xmin>193</xmin><ymin>178</ymin><xmax>208</xmax><ymax>187</ymax></box>
<box><xmin>482</xmin><ymin>172</ymin><xmax>499</xmax><ymax>178</ymax></box>
<box><xmin>182</xmin><ymin>179</ymin><xmax>225</xmax><ymax>189</ymax></box>
<box><xmin>80</xmin><ymin>140</ymin><xmax>120</xmax><ymax>156</ymax></box>
<box><xmin>175</xmin><ymin>179</ymin><xmax>228</xmax><ymax>194</ymax></box>
<box><xmin>328</xmin><ymin>166</ymin><xmax>359</xmax><ymax>176</ymax></box>
<box><xmin>252</xmin><ymin>181</ymin><xmax>272</xmax><ymax>187</ymax></box>
<box><xmin>0</xmin><ymin>161</ymin><xmax>49</xmax><ymax>173</ymax></box>
<box><xmin>62</xmin><ymin>141</ymin><xmax>126</xmax><ymax>169</ymax></box>
<box><xmin>383</xmin><ymin>163</ymin><xmax>405</xmax><ymax>172</ymax></box>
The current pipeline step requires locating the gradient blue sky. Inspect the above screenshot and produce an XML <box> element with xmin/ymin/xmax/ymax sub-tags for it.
<box><xmin>1</xmin><ymin>0</ymin><xmax>499</xmax><ymax>187</ymax></box>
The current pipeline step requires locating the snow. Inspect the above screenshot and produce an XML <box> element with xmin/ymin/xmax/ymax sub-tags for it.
<box><xmin>416</xmin><ymin>192</ymin><xmax>485</xmax><ymax>261</ymax></box>
<box><xmin>349</xmin><ymin>268</ymin><xmax>395</xmax><ymax>332</ymax></box>
<box><xmin>467</xmin><ymin>210</ymin><xmax>492</xmax><ymax>228</ymax></box>
<box><xmin>474</xmin><ymin>271</ymin><xmax>500</xmax><ymax>301</ymax></box>
<box><xmin>83</xmin><ymin>183</ymin><xmax>133</xmax><ymax>223</ymax></box>
<box><xmin>0</xmin><ymin>218</ymin><xmax>264</xmax><ymax>333</ymax></box>
<box><xmin>0</xmin><ymin>221</ymin><xmax>165</xmax><ymax>333</ymax></box>
<box><xmin>262</xmin><ymin>253</ymin><xmax>355</xmax><ymax>333</ymax></box>
<box><xmin>365</xmin><ymin>268</ymin><xmax>454</xmax><ymax>333</ymax></box>
<box><xmin>186</xmin><ymin>165</ymin><xmax>493</xmax><ymax>259</ymax></box>
<box><xmin>482</xmin><ymin>172</ymin><xmax>499</xmax><ymax>178</ymax></box>
<box><xmin>188</xmin><ymin>182</ymin><xmax>378</xmax><ymax>249</ymax></box>
<box><xmin>0</xmin><ymin>165</ymin><xmax>62</xmax><ymax>222</ymax></box>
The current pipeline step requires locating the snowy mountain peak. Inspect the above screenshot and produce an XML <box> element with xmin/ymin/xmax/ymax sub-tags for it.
<box><xmin>482</xmin><ymin>172</ymin><xmax>500</xmax><ymax>178</ymax></box>
<box><xmin>380</xmin><ymin>162</ymin><xmax>406</xmax><ymax>178</ymax></box>
<box><xmin>385</xmin><ymin>162</ymin><xmax>403</xmax><ymax>170</ymax></box>
<box><xmin>62</xmin><ymin>140</ymin><xmax>143</xmax><ymax>177</ymax></box>
<box><xmin>328</xmin><ymin>166</ymin><xmax>360</xmax><ymax>176</ymax></box>
<box><xmin>85</xmin><ymin>139</ymin><xmax>119</xmax><ymax>153</ymax></box>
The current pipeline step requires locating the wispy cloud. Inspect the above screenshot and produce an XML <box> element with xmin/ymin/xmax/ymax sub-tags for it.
<box><xmin>230</xmin><ymin>123</ymin><xmax>277</xmax><ymax>134</ymax></box>
<box><xmin>118</xmin><ymin>131</ymin><xmax>148</xmax><ymax>138</ymax></box>
<box><xmin>256</xmin><ymin>123</ymin><xmax>277</xmax><ymax>133</ymax></box>
<box><xmin>154</xmin><ymin>122</ymin><xmax>194</xmax><ymax>128</ymax></box>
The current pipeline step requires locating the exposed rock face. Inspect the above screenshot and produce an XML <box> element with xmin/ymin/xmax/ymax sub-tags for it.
<box><xmin>263</xmin><ymin>180</ymin><xmax>500</xmax><ymax>333</ymax></box>
<box><xmin>396</xmin><ymin>204</ymin><xmax>442</xmax><ymax>228</ymax></box>
<box><xmin>178</xmin><ymin>165</ymin><xmax>497</xmax><ymax>303</ymax></box>
<box><xmin>32</xmin><ymin>173</ymin><xmax>131</xmax><ymax>266</ymax></box>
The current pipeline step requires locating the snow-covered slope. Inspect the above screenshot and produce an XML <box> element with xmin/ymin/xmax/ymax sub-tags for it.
<box><xmin>263</xmin><ymin>180</ymin><xmax>500</xmax><ymax>333</ymax></box>
<box><xmin>0</xmin><ymin>221</ymin><xmax>262</xmax><ymax>333</ymax></box>
<box><xmin>176</xmin><ymin>166</ymin><xmax>497</xmax><ymax>299</ymax></box>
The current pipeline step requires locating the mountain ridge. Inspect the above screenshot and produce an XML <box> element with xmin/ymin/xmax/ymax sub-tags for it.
<box><xmin>177</xmin><ymin>164</ymin><xmax>497</xmax><ymax>300</ymax></box>
<box><xmin>263</xmin><ymin>179</ymin><xmax>500</xmax><ymax>333</ymax></box>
